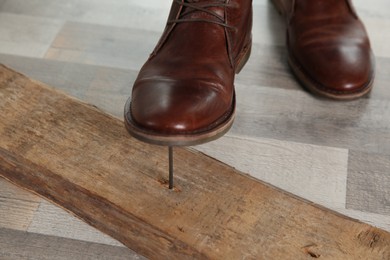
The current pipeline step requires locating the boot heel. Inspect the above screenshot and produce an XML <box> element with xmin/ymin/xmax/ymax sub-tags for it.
<box><xmin>235</xmin><ymin>40</ymin><xmax>252</xmax><ymax>74</ymax></box>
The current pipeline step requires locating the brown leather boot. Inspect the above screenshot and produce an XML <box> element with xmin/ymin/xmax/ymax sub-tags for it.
<box><xmin>272</xmin><ymin>0</ymin><xmax>375</xmax><ymax>99</ymax></box>
<box><xmin>124</xmin><ymin>0</ymin><xmax>252</xmax><ymax>146</ymax></box>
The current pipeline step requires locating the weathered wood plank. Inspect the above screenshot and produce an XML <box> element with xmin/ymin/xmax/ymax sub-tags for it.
<box><xmin>1</xmin><ymin>64</ymin><xmax>390</xmax><ymax>259</ymax></box>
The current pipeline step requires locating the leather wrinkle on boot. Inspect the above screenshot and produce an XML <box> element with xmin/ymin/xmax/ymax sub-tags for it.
<box><xmin>167</xmin><ymin>0</ymin><xmax>236</xmax><ymax>31</ymax></box>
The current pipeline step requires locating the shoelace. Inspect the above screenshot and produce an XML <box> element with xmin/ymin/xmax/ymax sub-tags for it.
<box><xmin>167</xmin><ymin>0</ymin><xmax>236</xmax><ymax>30</ymax></box>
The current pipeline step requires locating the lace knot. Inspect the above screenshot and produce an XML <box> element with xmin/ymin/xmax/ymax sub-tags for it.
<box><xmin>167</xmin><ymin>0</ymin><xmax>236</xmax><ymax>30</ymax></box>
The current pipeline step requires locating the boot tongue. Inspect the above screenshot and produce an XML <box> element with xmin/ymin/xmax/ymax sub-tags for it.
<box><xmin>181</xmin><ymin>0</ymin><xmax>226</xmax><ymax>23</ymax></box>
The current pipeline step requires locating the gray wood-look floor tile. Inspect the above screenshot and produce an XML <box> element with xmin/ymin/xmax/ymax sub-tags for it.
<box><xmin>0</xmin><ymin>228</ymin><xmax>144</xmax><ymax>260</ymax></box>
<box><xmin>196</xmin><ymin>134</ymin><xmax>349</xmax><ymax>210</ymax></box>
<box><xmin>1</xmin><ymin>0</ymin><xmax>170</xmax><ymax>32</ymax></box>
<box><xmin>239</xmin><ymin>46</ymin><xmax>390</xmax><ymax>100</ymax></box>
<box><xmin>0</xmin><ymin>178</ymin><xmax>40</xmax><ymax>203</ymax></box>
<box><xmin>337</xmin><ymin>208</ymin><xmax>390</xmax><ymax>232</ymax></box>
<box><xmin>28</xmin><ymin>201</ymin><xmax>124</xmax><ymax>246</ymax></box>
<box><xmin>0</xmin><ymin>180</ymin><xmax>41</xmax><ymax>232</ymax></box>
<box><xmin>252</xmin><ymin>2</ymin><xmax>285</xmax><ymax>46</ymax></box>
<box><xmin>371</xmin><ymin>56</ymin><xmax>390</xmax><ymax>100</ymax></box>
<box><xmin>354</xmin><ymin>0</ymin><xmax>390</xmax><ymax>18</ymax></box>
<box><xmin>44</xmin><ymin>21</ymin><xmax>159</xmax><ymax>70</ymax></box>
<box><xmin>232</xmin><ymin>84</ymin><xmax>390</xmax><ymax>155</ymax></box>
<box><xmin>0</xmin><ymin>197</ymin><xmax>40</xmax><ymax>231</ymax></box>
<box><xmin>0</xmin><ymin>54</ymin><xmax>92</xmax><ymax>99</ymax></box>
<box><xmin>236</xmin><ymin>44</ymin><xmax>299</xmax><ymax>91</ymax></box>
<box><xmin>84</xmin><ymin>68</ymin><xmax>136</xmax><ymax>118</ymax></box>
<box><xmin>0</xmin><ymin>54</ymin><xmax>137</xmax><ymax>103</ymax></box>
<box><xmin>0</xmin><ymin>13</ymin><xmax>63</xmax><ymax>58</ymax></box>
<box><xmin>347</xmin><ymin>150</ymin><xmax>390</xmax><ymax>216</ymax></box>
<box><xmin>353</xmin><ymin>0</ymin><xmax>390</xmax><ymax>58</ymax></box>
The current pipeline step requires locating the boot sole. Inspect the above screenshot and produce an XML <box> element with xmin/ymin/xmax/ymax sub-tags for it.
<box><xmin>124</xmin><ymin>95</ymin><xmax>236</xmax><ymax>146</ymax></box>
<box><xmin>124</xmin><ymin>40</ymin><xmax>252</xmax><ymax>146</ymax></box>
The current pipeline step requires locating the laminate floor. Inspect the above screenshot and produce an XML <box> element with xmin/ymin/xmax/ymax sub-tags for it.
<box><xmin>1</xmin><ymin>0</ymin><xmax>389</xmax><ymax>259</ymax></box>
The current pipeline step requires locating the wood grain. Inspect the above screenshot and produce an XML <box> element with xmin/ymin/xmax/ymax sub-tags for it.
<box><xmin>1</xmin><ymin>65</ymin><xmax>390</xmax><ymax>259</ymax></box>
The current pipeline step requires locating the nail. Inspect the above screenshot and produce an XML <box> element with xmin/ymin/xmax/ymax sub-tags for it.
<box><xmin>169</xmin><ymin>146</ymin><xmax>174</xmax><ymax>189</ymax></box>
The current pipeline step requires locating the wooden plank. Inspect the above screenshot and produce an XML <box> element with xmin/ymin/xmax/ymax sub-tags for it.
<box><xmin>0</xmin><ymin>64</ymin><xmax>390</xmax><ymax>259</ymax></box>
<box><xmin>0</xmin><ymin>228</ymin><xmax>144</xmax><ymax>260</ymax></box>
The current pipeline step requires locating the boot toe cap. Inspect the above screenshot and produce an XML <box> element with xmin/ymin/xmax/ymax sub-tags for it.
<box><xmin>130</xmin><ymin>79</ymin><xmax>233</xmax><ymax>135</ymax></box>
<box><xmin>292</xmin><ymin>45</ymin><xmax>374</xmax><ymax>96</ymax></box>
